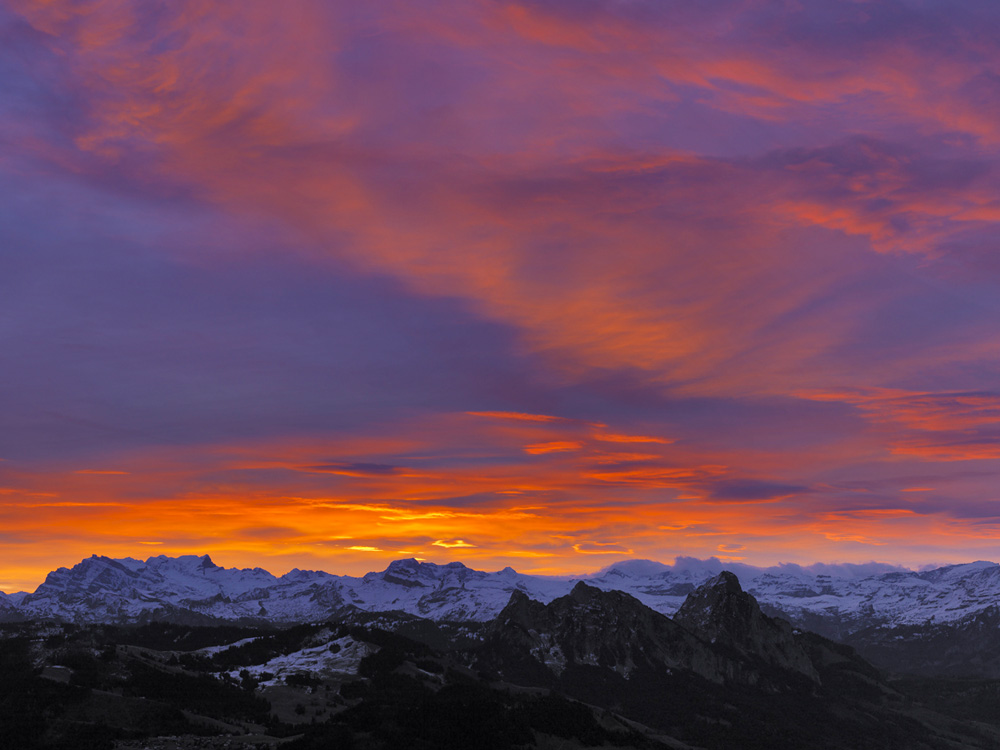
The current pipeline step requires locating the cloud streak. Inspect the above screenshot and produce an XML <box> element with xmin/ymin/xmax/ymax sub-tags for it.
<box><xmin>3</xmin><ymin>1</ymin><xmax>1000</xmax><ymax>588</ymax></box>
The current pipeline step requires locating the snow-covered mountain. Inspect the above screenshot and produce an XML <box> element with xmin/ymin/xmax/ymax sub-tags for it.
<box><xmin>16</xmin><ymin>554</ymin><xmax>340</xmax><ymax>623</ymax></box>
<box><xmin>9</xmin><ymin>554</ymin><xmax>571</xmax><ymax>624</ymax></box>
<box><xmin>591</xmin><ymin>557</ymin><xmax>1000</xmax><ymax>637</ymax></box>
<box><xmin>0</xmin><ymin>590</ymin><xmax>18</xmax><ymax>619</ymax></box>
<box><xmin>7</xmin><ymin>553</ymin><xmax>1000</xmax><ymax>639</ymax></box>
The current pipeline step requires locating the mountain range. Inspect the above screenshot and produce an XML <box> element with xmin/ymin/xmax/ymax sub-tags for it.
<box><xmin>11</xmin><ymin>567</ymin><xmax>999</xmax><ymax>750</ymax></box>
<box><xmin>9</xmin><ymin>553</ymin><xmax>1000</xmax><ymax>676</ymax></box>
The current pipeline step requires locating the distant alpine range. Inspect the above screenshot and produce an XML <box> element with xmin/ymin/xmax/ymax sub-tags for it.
<box><xmin>7</xmin><ymin>554</ymin><xmax>1000</xmax><ymax>677</ymax></box>
<box><xmin>9</xmin><ymin>555</ymin><xmax>1000</xmax><ymax>749</ymax></box>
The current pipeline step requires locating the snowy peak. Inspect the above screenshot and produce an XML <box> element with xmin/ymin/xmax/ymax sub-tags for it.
<box><xmin>914</xmin><ymin>560</ymin><xmax>998</xmax><ymax>583</ymax></box>
<box><xmin>31</xmin><ymin>555</ymin><xmax>139</xmax><ymax>597</ymax></box>
<box><xmin>280</xmin><ymin>568</ymin><xmax>333</xmax><ymax>584</ymax></box>
<box><xmin>383</xmin><ymin>558</ymin><xmax>425</xmax><ymax>576</ymax></box>
<box><xmin>597</xmin><ymin>559</ymin><xmax>671</xmax><ymax>578</ymax></box>
<box><xmin>0</xmin><ymin>590</ymin><xmax>20</xmax><ymax>617</ymax></box>
<box><xmin>384</xmin><ymin>558</ymin><xmax>468</xmax><ymax>574</ymax></box>
<box><xmin>370</xmin><ymin>558</ymin><xmax>474</xmax><ymax>587</ymax></box>
<box><xmin>16</xmin><ymin>553</ymin><xmax>295</xmax><ymax>623</ymax></box>
<box><xmin>145</xmin><ymin>553</ymin><xmax>219</xmax><ymax>572</ymax></box>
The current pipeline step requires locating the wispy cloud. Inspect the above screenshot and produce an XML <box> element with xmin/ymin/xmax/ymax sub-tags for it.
<box><xmin>2</xmin><ymin>0</ymin><xmax>1000</xmax><ymax>590</ymax></box>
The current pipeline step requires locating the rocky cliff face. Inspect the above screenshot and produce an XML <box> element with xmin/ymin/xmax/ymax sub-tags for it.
<box><xmin>674</xmin><ymin>571</ymin><xmax>819</xmax><ymax>683</ymax></box>
<box><xmin>481</xmin><ymin>575</ymin><xmax>827</xmax><ymax>693</ymax></box>
<box><xmin>483</xmin><ymin>581</ymin><xmax>727</xmax><ymax>684</ymax></box>
<box><xmin>470</xmin><ymin>573</ymin><xmax>959</xmax><ymax>749</ymax></box>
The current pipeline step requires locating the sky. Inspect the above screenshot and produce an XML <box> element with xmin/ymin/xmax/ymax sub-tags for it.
<box><xmin>3</xmin><ymin>0</ymin><xmax>1000</xmax><ymax>591</ymax></box>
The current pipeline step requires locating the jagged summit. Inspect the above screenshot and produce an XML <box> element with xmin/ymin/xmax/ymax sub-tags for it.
<box><xmin>675</xmin><ymin>570</ymin><xmax>749</xmax><ymax>629</ymax></box>
<box><xmin>676</xmin><ymin>570</ymin><xmax>819</xmax><ymax>682</ymax></box>
<box><xmin>505</xmin><ymin>588</ymin><xmax>531</xmax><ymax>606</ymax></box>
<box><xmin>568</xmin><ymin>579</ymin><xmax>598</xmax><ymax>599</ymax></box>
<box><xmin>485</xmin><ymin>578</ymin><xmax>716</xmax><ymax>684</ymax></box>
<box><xmin>709</xmin><ymin>570</ymin><xmax>742</xmax><ymax>594</ymax></box>
<box><xmin>482</xmin><ymin>576</ymin><xmax>831</xmax><ymax>692</ymax></box>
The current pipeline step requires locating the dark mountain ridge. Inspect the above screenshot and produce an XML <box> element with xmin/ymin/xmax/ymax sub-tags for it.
<box><xmin>472</xmin><ymin>573</ymin><xmax>992</xmax><ymax>749</ymax></box>
<box><xmin>5</xmin><ymin>569</ymin><xmax>1000</xmax><ymax>749</ymax></box>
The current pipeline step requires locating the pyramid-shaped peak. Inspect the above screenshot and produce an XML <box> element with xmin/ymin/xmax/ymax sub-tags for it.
<box><xmin>675</xmin><ymin>570</ymin><xmax>754</xmax><ymax>634</ymax></box>
<box><xmin>675</xmin><ymin>569</ymin><xmax>820</xmax><ymax>683</ymax></box>
<box><xmin>569</xmin><ymin>580</ymin><xmax>600</xmax><ymax>599</ymax></box>
<box><xmin>493</xmin><ymin>587</ymin><xmax>544</xmax><ymax>629</ymax></box>
<box><xmin>506</xmin><ymin>588</ymin><xmax>531</xmax><ymax>606</ymax></box>
<box><xmin>707</xmin><ymin>570</ymin><xmax>743</xmax><ymax>594</ymax></box>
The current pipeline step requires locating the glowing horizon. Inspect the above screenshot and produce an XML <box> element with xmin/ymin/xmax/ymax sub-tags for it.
<box><xmin>0</xmin><ymin>547</ymin><xmax>959</xmax><ymax>598</ymax></box>
<box><xmin>4</xmin><ymin>1</ymin><xmax>1000</xmax><ymax>592</ymax></box>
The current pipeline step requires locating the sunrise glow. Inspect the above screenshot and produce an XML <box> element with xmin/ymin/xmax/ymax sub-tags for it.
<box><xmin>3</xmin><ymin>1</ymin><xmax>1000</xmax><ymax>591</ymax></box>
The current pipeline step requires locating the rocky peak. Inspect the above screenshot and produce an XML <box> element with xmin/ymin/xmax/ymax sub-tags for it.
<box><xmin>492</xmin><ymin>589</ymin><xmax>547</xmax><ymax>631</ymax></box>
<box><xmin>675</xmin><ymin>571</ymin><xmax>752</xmax><ymax>632</ymax></box>
<box><xmin>676</xmin><ymin>571</ymin><xmax>819</xmax><ymax>683</ymax></box>
<box><xmin>709</xmin><ymin>569</ymin><xmax>742</xmax><ymax>594</ymax></box>
<box><xmin>567</xmin><ymin>580</ymin><xmax>600</xmax><ymax>602</ymax></box>
<box><xmin>483</xmin><ymin>583</ymin><xmax>725</xmax><ymax>684</ymax></box>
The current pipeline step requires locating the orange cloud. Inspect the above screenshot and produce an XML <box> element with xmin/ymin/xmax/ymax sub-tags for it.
<box><xmin>573</xmin><ymin>542</ymin><xmax>634</xmax><ymax>555</ymax></box>
<box><xmin>14</xmin><ymin>0</ymin><xmax>1000</xmax><ymax>403</ymax></box>
<box><xmin>6</xmin><ymin>1</ymin><xmax>1000</xmax><ymax>592</ymax></box>
<box><xmin>468</xmin><ymin>411</ymin><xmax>567</xmax><ymax>423</ymax></box>
<box><xmin>523</xmin><ymin>441</ymin><xmax>582</xmax><ymax>454</ymax></box>
<box><xmin>0</xmin><ymin>406</ymin><xmax>985</xmax><ymax>592</ymax></box>
<box><xmin>802</xmin><ymin>389</ymin><xmax>1000</xmax><ymax>461</ymax></box>
<box><xmin>592</xmin><ymin>433</ymin><xmax>674</xmax><ymax>444</ymax></box>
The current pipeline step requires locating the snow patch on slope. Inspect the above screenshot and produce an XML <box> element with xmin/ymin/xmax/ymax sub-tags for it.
<box><xmin>232</xmin><ymin>634</ymin><xmax>375</xmax><ymax>687</ymax></box>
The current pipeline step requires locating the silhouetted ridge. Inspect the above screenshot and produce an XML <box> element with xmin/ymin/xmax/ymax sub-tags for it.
<box><xmin>676</xmin><ymin>570</ymin><xmax>819</xmax><ymax>682</ymax></box>
<box><xmin>484</xmin><ymin>581</ymin><xmax>737</xmax><ymax>687</ymax></box>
